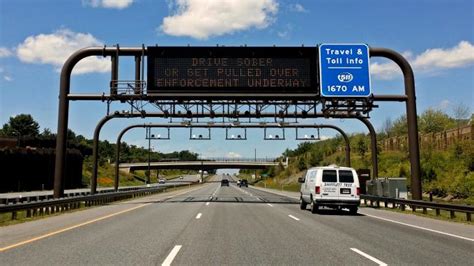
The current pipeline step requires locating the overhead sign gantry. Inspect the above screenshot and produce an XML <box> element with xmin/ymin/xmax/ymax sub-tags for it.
<box><xmin>54</xmin><ymin>43</ymin><xmax>422</xmax><ymax>201</ymax></box>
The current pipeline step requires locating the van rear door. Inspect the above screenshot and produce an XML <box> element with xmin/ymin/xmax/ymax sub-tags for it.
<box><xmin>320</xmin><ymin>170</ymin><xmax>338</xmax><ymax>200</ymax></box>
<box><xmin>338</xmin><ymin>170</ymin><xmax>356</xmax><ymax>199</ymax></box>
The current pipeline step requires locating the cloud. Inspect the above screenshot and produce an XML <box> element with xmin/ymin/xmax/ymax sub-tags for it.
<box><xmin>320</xmin><ymin>135</ymin><xmax>331</xmax><ymax>141</ymax></box>
<box><xmin>160</xmin><ymin>0</ymin><xmax>278</xmax><ymax>39</ymax></box>
<box><xmin>438</xmin><ymin>100</ymin><xmax>451</xmax><ymax>110</ymax></box>
<box><xmin>370</xmin><ymin>41</ymin><xmax>474</xmax><ymax>80</ymax></box>
<box><xmin>369</xmin><ymin>61</ymin><xmax>400</xmax><ymax>80</ymax></box>
<box><xmin>82</xmin><ymin>0</ymin><xmax>134</xmax><ymax>9</ymax></box>
<box><xmin>16</xmin><ymin>29</ymin><xmax>110</xmax><ymax>75</ymax></box>
<box><xmin>0</xmin><ymin>47</ymin><xmax>13</xmax><ymax>58</ymax></box>
<box><xmin>289</xmin><ymin>3</ymin><xmax>308</xmax><ymax>13</ymax></box>
<box><xmin>412</xmin><ymin>41</ymin><xmax>474</xmax><ymax>70</ymax></box>
<box><xmin>0</xmin><ymin>67</ymin><xmax>13</xmax><ymax>81</ymax></box>
<box><xmin>226</xmin><ymin>152</ymin><xmax>242</xmax><ymax>158</ymax></box>
<box><xmin>277</xmin><ymin>23</ymin><xmax>293</xmax><ymax>39</ymax></box>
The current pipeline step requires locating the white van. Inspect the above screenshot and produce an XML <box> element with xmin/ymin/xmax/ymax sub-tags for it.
<box><xmin>298</xmin><ymin>165</ymin><xmax>360</xmax><ymax>214</ymax></box>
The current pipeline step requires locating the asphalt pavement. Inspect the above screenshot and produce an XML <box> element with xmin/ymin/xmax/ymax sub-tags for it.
<box><xmin>1</xmin><ymin>175</ymin><xmax>473</xmax><ymax>265</ymax></box>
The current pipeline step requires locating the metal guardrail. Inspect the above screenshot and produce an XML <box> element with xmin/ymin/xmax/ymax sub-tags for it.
<box><xmin>0</xmin><ymin>183</ymin><xmax>196</xmax><ymax>221</ymax></box>
<box><xmin>361</xmin><ymin>194</ymin><xmax>473</xmax><ymax>222</ymax></box>
<box><xmin>0</xmin><ymin>185</ymin><xmax>165</xmax><ymax>205</ymax></box>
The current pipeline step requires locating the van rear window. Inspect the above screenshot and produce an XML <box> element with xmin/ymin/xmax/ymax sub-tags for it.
<box><xmin>339</xmin><ymin>170</ymin><xmax>354</xmax><ymax>183</ymax></box>
<box><xmin>322</xmin><ymin>170</ymin><xmax>337</xmax><ymax>182</ymax></box>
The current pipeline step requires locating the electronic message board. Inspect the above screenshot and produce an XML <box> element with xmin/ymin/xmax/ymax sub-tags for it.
<box><xmin>147</xmin><ymin>47</ymin><xmax>318</xmax><ymax>95</ymax></box>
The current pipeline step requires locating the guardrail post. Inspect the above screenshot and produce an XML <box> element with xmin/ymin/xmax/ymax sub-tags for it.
<box><xmin>422</xmin><ymin>207</ymin><xmax>427</xmax><ymax>214</ymax></box>
<box><xmin>400</xmin><ymin>204</ymin><xmax>405</xmax><ymax>211</ymax></box>
<box><xmin>26</xmin><ymin>209</ymin><xmax>32</xmax><ymax>218</ymax></box>
<box><xmin>12</xmin><ymin>211</ymin><xmax>17</xmax><ymax>220</ymax></box>
<box><xmin>435</xmin><ymin>209</ymin><xmax>440</xmax><ymax>216</ymax></box>
<box><xmin>450</xmin><ymin>211</ymin><xmax>455</xmax><ymax>219</ymax></box>
<box><xmin>467</xmin><ymin>213</ymin><xmax>471</xmax><ymax>222</ymax></box>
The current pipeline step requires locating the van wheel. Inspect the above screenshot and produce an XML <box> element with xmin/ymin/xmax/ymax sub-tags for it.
<box><xmin>310</xmin><ymin>197</ymin><xmax>319</xmax><ymax>214</ymax></box>
<box><xmin>349</xmin><ymin>207</ymin><xmax>358</xmax><ymax>214</ymax></box>
<box><xmin>300</xmin><ymin>197</ymin><xmax>307</xmax><ymax>210</ymax></box>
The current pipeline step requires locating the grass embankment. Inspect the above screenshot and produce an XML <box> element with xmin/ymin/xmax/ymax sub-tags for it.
<box><xmin>245</xmin><ymin>141</ymin><xmax>474</xmax><ymax>205</ymax></box>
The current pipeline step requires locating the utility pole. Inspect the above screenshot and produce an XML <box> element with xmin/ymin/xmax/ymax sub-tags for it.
<box><xmin>147</xmin><ymin>127</ymin><xmax>151</xmax><ymax>185</ymax></box>
<box><xmin>254</xmin><ymin>148</ymin><xmax>258</xmax><ymax>182</ymax></box>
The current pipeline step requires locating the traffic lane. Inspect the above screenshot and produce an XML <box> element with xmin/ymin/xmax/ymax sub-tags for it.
<box><xmin>245</xmin><ymin>188</ymin><xmax>474</xmax><ymax>264</ymax></box>
<box><xmin>0</xmin><ymin>183</ymin><xmax>212</xmax><ymax>249</ymax></box>
<box><xmin>213</xmin><ymin>182</ymin><xmax>264</xmax><ymax>203</ymax></box>
<box><xmin>161</xmin><ymin>182</ymin><xmax>220</xmax><ymax>203</ymax></box>
<box><xmin>249</xmin><ymin>185</ymin><xmax>474</xmax><ymax>239</ymax></box>
<box><xmin>171</xmin><ymin>200</ymin><xmax>370</xmax><ymax>265</ymax></box>
<box><xmin>301</xmin><ymin>205</ymin><xmax>473</xmax><ymax>264</ymax></box>
<box><xmin>0</xmin><ymin>184</ymin><xmax>219</xmax><ymax>265</ymax></box>
<box><xmin>166</xmin><ymin>183</ymin><xmax>369</xmax><ymax>264</ymax></box>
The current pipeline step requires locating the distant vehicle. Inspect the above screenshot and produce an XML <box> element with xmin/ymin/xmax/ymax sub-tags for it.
<box><xmin>158</xmin><ymin>178</ymin><xmax>166</xmax><ymax>184</ymax></box>
<box><xmin>179</xmin><ymin>176</ymin><xmax>184</xmax><ymax>179</ymax></box>
<box><xmin>221</xmin><ymin>179</ymin><xmax>229</xmax><ymax>186</ymax></box>
<box><xmin>299</xmin><ymin>165</ymin><xmax>360</xmax><ymax>214</ymax></box>
<box><xmin>237</xmin><ymin>180</ymin><xmax>241</xmax><ymax>185</ymax></box>
<box><xmin>239</xmin><ymin>179</ymin><xmax>248</xmax><ymax>187</ymax></box>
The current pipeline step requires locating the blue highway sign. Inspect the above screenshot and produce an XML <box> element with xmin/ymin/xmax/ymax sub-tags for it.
<box><xmin>319</xmin><ymin>43</ymin><xmax>371</xmax><ymax>97</ymax></box>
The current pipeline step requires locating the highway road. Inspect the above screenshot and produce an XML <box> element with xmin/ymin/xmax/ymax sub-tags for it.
<box><xmin>1</xmin><ymin>175</ymin><xmax>473</xmax><ymax>265</ymax></box>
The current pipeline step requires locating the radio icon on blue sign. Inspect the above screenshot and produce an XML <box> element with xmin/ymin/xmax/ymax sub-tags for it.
<box><xmin>319</xmin><ymin>43</ymin><xmax>371</xmax><ymax>97</ymax></box>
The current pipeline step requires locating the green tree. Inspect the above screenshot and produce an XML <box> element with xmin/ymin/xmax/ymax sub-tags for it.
<box><xmin>355</xmin><ymin>136</ymin><xmax>367</xmax><ymax>158</ymax></box>
<box><xmin>452</xmin><ymin>102</ymin><xmax>470</xmax><ymax>127</ymax></box>
<box><xmin>41</xmin><ymin>128</ymin><xmax>55</xmax><ymax>137</ymax></box>
<box><xmin>1</xmin><ymin>114</ymin><xmax>40</xmax><ymax>137</ymax></box>
<box><xmin>418</xmin><ymin>108</ymin><xmax>456</xmax><ymax>133</ymax></box>
<box><xmin>297</xmin><ymin>157</ymin><xmax>307</xmax><ymax>171</ymax></box>
<box><xmin>389</xmin><ymin>115</ymin><xmax>408</xmax><ymax>136</ymax></box>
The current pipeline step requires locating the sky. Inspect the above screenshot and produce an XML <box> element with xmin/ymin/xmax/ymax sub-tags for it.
<box><xmin>0</xmin><ymin>0</ymin><xmax>473</xmax><ymax>159</ymax></box>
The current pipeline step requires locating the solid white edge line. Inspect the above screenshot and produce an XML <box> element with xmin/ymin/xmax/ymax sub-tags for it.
<box><xmin>288</xmin><ymin>214</ymin><xmax>300</xmax><ymax>221</ymax></box>
<box><xmin>162</xmin><ymin>245</ymin><xmax>182</xmax><ymax>266</ymax></box>
<box><xmin>267</xmin><ymin>203</ymin><xmax>274</xmax><ymax>207</ymax></box>
<box><xmin>363</xmin><ymin>213</ymin><xmax>474</xmax><ymax>242</ymax></box>
<box><xmin>196</xmin><ymin>213</ymin><xmax>202</xmax><ymax>219</ymax></box>
<box><xmin>350</xmin><ymin>248</ymin><xmax>387</xmax><ymax>266</ymax></box>
<box><xmin>252</xmin><ymin>186</ymin><xmax>474</xmax><ymax>242</ymax></box>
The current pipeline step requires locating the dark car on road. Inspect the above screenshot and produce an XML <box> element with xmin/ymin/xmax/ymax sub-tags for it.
<box><xmin>239</xmin><ymin>179</ymin><xmax>248</xmax><ymax>187</ymax></box>
<box><xmin>221</xmin><ymin>179</ymin><xmax>229</xmax><ymax>186</ymax></box>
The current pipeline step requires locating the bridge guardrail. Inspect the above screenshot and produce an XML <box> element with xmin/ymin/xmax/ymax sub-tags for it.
<box><xmin>0</xmin><ymin>182</ymin><xmax>198</xmax><ymax>221</ymax></box>
<box><xmin>198</xmin><ymin>157</ymin><xmax>279</xmax><ymax>162</ymax></box>
<box><xmin>361</xmin><ymin>194</ymin><xmax>473</xmax><ymax>222</ymax></box>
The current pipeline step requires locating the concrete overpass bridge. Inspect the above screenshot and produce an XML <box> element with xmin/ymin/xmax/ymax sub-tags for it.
<box><xmin>118</xmin><ymin>158</ymin><xmax>287</xmax><ymax>173</ymax></box>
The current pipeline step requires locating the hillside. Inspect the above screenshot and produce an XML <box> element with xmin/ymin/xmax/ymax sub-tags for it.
<box><xmin>248</xmin><ymin>109</ymin><xmax>474</xmax><ymax>204</ymax></box>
